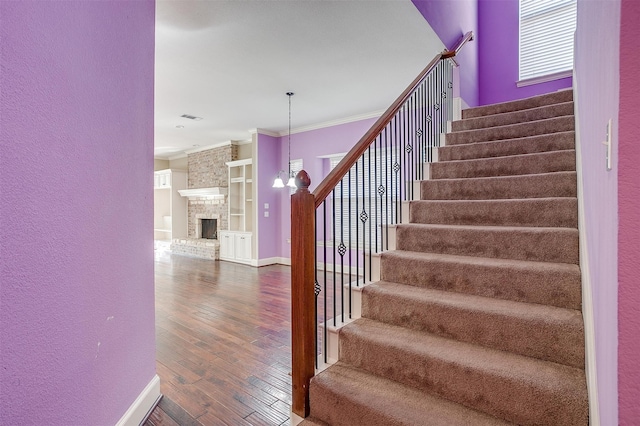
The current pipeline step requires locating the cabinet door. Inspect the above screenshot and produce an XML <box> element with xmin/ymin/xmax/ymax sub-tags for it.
<box><xmin>219</xmin><ymin>233</ymin><xmax>234</xmax><ymax>259</ymax></box>
<box><xmin>234</xmin><ymin>233</ymin><xmax>252</xmax><ymax>261</ymax></box>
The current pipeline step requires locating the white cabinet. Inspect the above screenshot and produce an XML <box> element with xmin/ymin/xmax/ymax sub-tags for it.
<box><xmin>219</xmin><ymin>231</ymin><xmax>252</xmax><ymax>264</ymax></box>
<box><xmin>153</xmin><ymin>169</ymin><xmax>187</xmax><ymax>242</ymax></box>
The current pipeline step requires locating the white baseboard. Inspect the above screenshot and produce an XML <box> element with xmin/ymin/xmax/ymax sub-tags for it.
<box><xmin>256</xmin><ymin>257</ymin><xmax>290</xmax><ymax>266</ymax></box>
<box><xmin>116</xmin><ymin>374</ymin><xmax>161</xmax><ymax>426</ymax></box>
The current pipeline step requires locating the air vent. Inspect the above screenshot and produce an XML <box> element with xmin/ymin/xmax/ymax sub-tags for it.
<box><xmin>180</xmin><ymin>114</ymin><xmax>203</xmax><ymax>121</ymax></box>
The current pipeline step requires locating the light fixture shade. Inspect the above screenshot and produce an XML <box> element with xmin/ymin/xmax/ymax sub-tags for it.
<box><xmin>272</xmin><ymin>177</ymin><xmax>285</xmax><ymax>188</ymax></box>
<box><xmin>287</xmin><ymin>176</ymin><xmax>296</xmax><ymax>188</ymax></box>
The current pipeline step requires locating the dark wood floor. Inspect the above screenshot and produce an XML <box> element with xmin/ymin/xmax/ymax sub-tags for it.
<box><xmin>148</xmin><ymin>251</ymin><xmax>294</xmax><ymax>426</ymax></box>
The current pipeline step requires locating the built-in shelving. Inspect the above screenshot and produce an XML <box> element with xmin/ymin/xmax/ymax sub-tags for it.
<box><xmin>153</xmin><ymin>169</ymin><xmax>187</xmax><ymax>242</ymax></box>
<box><xmin>221</xmin><ymin>159</ymin><xmax>253</xmax><ymax>264</ymax></box>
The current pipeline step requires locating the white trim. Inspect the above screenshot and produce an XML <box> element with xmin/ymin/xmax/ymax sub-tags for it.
<box><xmin>115</xmin><ymin>375</ymin><xmax>161</xmax><ymax>426</ymax></box>
<box><xmin>572</xmin><ymin>73</ymin><xmax>600</xmax><ymax>426</ymax></box>
<box><xmin>279</xmin><ymin>110</ymin><xmax>384</xmax><ymax>137</ymax></box>
<box><xmin>255</xmin><ymin>256</ymin><xmax>291</xmax><ymax>266</ymax></box>
<box><xmin>183</xmin><ymin>140</ymin><xmax>239</xmax><ymax>155</ymax></box>
<box><xmin>516</xmin><ymin>70</ymin><xmax>573</xmax><ymax>88</ymax></box>
<box><xmin>167</xmin><ymin>152</ymin><xmax>188</xmax><ymax>161</ymax></box>
<box><xmin>249</xmin><ymin>128</ymin><xmax>280</xmax><ymax>138</ymax></box>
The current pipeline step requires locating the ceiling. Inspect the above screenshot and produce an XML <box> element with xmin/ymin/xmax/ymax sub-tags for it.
<box><xmin>154</xmin><ymin>0</ymin><xmax>443</xmax><ymax>159</ymax></box>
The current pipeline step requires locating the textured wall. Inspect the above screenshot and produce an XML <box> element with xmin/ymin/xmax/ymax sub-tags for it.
<box><xmin>617</xmin><ymin>0</ymin><xmax>640</xmax><ymax>422</ymax></box>
<box><xmin>411</xmin><ymin>0</ymin><xmax>478</xmax><ymax>107</ymax></box>
<box><xmin>0</xmin><ymin>1</ymin><xmax>156</xmax><ymax>425</ymax></box>
<box><xmin>187</xmin><ymin>145</ymin><xmax>237</xmax><ymax>235</ymax></box>
<box><xmin>477</xmin><ymin>0</ymin><xmax>573</xmax><ymax>105</ymax></box>
<box><xmin>187</xmin><ymin>145</ymin><xmax>238</xmax><ymax>189</ymax></box>
<box><xmin>574</xmin><ymin>0</ymin><xmax>620</xmax><ymax>423</ymax></box>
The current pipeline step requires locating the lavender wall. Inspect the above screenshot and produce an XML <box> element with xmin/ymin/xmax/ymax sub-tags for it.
<box><xmin>617</xmin><ymin>1</ymin><xmax>640</xmax><ymax>422</ymax></box>
<box><xmin>257</xmin><ymin>133</ymin><xmax>283</xmax><ymax>260</ymax></box>
<box><xmin>478</xmin><ymin>0</ymin><xmax>573</xmax><ymax>105</ymax></box>
<box><xmin>574</xmin><ymin>0</ymin><xmax>620</xmax><ymax>423</ymax></box>
<box><xmin>0</xmin><ymin>2</ymin><xmax>156</xmax><ymax>425</ymax></box>
<box><xmin>411</xmin><ymin>0</ymin><xmax>479</xmax><ymax>107</ymax></box>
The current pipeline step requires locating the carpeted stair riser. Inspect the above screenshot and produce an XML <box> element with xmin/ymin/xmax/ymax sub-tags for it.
<box><xmin>380</xmin><ymin>251</ymin><xmax>582</xmax><ymax>309</ymax></box>
<box><xmin>438</xmin><ymin>131</ymin><xmax>575</xmax><ymax>161</ymax></box>
<box><xmin>445</xmin><ymin>116</ymin><xmax>574</xmax><ymax>145</ymax></box>
<box><xmin>429</xmin><ymin>149</ymin><xmax>576</xmax><ymax>179</ymax></box>
<box><xmin>339</xmin><ymin>319</ymin><xmax>588</xmax><ymax>426</ymax></box>
<box><xmin>362</xmin><ymin>281</ymin><xmax>584</xmax><ymax>368</ymax></box>
<box><xmin>420</xmin><ymin>171</ymin><xmax>577</xmax><ymax>200</ymax></box>
<box><xmin>452</xmin><ymin>102</ymin><xmax>574</xmax><ymax>132</ymax></box>
<box><xmin>308</xmin><ymin>362</ymin><xmax>513</xmax><ymax>426</ymax></box>
<box><xmin>409</xmin><ymin>198</ymin><xmax>577</xmax><ymax>228</ymax></box>
<box><xmin>462</xmin><ymin>90</ymin><xmax>573</xmax><ymax>119</ymax></box>
<box><xmin>395</xmin><ymin>224</ymin><xmax>579</xmax><ymax>264</ymax></box>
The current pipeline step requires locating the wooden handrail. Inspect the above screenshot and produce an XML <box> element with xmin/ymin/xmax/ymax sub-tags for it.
<box><xmin>312</xmin><ymin>31</ymin><xmax>473</xmax><ymax>207</ymax></box>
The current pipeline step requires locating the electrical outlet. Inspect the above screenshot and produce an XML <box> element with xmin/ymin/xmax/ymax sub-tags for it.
<box><xmin>264</xmin><ymin>203</ymin><xmax>269</xmax><ymax>209</ymax></box>
<box><xmin>264</xmin><ymin>211</ymin><xmax>269</xmax><ymax>218</ymax></box>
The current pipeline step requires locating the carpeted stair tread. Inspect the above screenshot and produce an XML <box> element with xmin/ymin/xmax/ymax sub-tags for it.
<box><xmin>299</xmin><ymin>418</ymin><xmax>329</xmax><ymax>426</ymax></box>
<box><xmin>339</xmin><ymin>319</ymin><xmax>588</xmax><ymax>426</ymax></box>
<box><xmin>395</xmin><ymin>223</ymin><xmax>579</xmax><ymax>264</ymax></box>
<box><xmin>379</xmin><ymin>250</ymin><xmax>581</xmax><ymax>309</ymax></box>
<box><xmin>362</xmin><ymin>281</ymin><xmax>584</xmax><ymax>368</ymax></box>
<box><xmin>409</xmin><ymin>197</ymin><xmax>577</xmax><ymax>228</ymax></box>
<box><xmin>420</xmin><ymin>171</ymin><xmax>577</xmax><ymax>200</ymax></box>
<box><xmin>438</xmin><ymin>131</ymin><xmax>575</xmax><ymax>161</ymax></box>
<box><xmin>462</xmin><ymin>90</ymin><xmax>573</xmax><ymax>119</ymax></box>
<box><xmin>452</xmin><ymin>102</ymin><xmax>574</xmax><ymax>132</ymax></box>
<box><xmin>429</xmin><ymin>149</ymin><xmax>576</xmax><ymax>179</ymax></box>
<box><xmin>308</xmin><ymin>361</ymin><xmax>514</xmax><ymax>426</ymax></box>
<box><xmin>445</xmin><ymin>116</ymin><xmax>574</xmax><ymax>145</ymax></box>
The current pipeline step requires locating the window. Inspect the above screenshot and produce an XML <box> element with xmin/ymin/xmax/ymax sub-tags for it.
<box><xmin>328</xmin><ymin>150</ymin><xmax>399</xmax><ymax>249</ymax></box>
<box><xmin>289</xmin><ymin>158</ymin><xmax>303</xmax><ymax>195</ymax></box>
<box><xmin>519</xmin><ymin>0</ymin><xmax>577</xmax><ymax>83</ymax></box>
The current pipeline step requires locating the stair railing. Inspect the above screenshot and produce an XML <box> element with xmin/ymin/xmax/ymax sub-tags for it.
<box><xmin>291</xmin><ymin>31</ymin><xmax>473</xmax><ymax>418</ymax></box>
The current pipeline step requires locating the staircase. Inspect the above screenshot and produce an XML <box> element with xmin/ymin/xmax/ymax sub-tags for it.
<box><xmin>301</xmin><ymin>90</ymin><xmax>588</xmax><ymax>425</ymax></box>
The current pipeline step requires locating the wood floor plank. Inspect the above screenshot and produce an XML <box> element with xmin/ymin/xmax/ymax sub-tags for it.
<box><xmin>154</xmin><ymin>252</ymin><xmax>293</xmax><ymax>425</ymax></box>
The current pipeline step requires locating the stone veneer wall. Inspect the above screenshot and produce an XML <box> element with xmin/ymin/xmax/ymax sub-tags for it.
<box><xmin>186</xmin><ymin>144</ymin><xmax>238</xmax><ymax>238</ymax></box>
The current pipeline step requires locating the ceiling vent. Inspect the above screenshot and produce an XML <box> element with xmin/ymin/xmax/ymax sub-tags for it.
<box><xmin>181</xmin><ymin>114</ymin><xmax>203</xmax><ymax>121</ymax></box>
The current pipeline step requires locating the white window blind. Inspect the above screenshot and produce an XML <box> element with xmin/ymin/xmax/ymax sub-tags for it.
<box><xmin>519</xmin><ymin>0</ymin><xmax>577</xmax><ymax>81</ymax></box>
<box><xmin>289</xmin><ymin>159</ymin><xmax>303</xmax><ymax>195</ymax></box>
<box><xmin>329</xmin><ymin>151</ymin><xmax>398</xmax><ymax>248</ymax></box>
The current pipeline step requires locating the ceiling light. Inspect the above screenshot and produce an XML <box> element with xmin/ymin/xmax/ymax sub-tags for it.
<box><xmin>272</xmin><ymin>170</ymin><xmax>285</xmax><ymax>188</ymax></box>
<box><xmin>176</xmin><ymin>125</ymin><xmax>184</xmax><ymax>129</ymax></box>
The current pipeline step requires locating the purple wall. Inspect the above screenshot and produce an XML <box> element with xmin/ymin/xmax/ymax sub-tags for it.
<box><xmin>617</xmin><ymin>0</ymin><xmax>640</xmax><ymax>422</ymax></box>
<box><xmin>257</xmin><ymin>133</ymin><xmax>283</xmax><ymax>260</ymax></box>
<box><xmin>478</xmin><ymin>0</ymin><xmax>573</xmax><ymax>105</ymax></box>
<box><xmin>411</xmin><ymin>0</ymin><xmax>479</xmax><ymax>107</ymax></box>
<box><xmin>574</xmin><ymin>0</ymin><xmax>620</xmax><ymax>423</ymax></box>
<box><xmin>0</xmin><ymin>2</ymin><xmax>156</xmax><ymax>425</ymax></box>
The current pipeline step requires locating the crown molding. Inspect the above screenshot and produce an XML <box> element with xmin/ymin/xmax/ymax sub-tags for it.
<box><xmin>249</xmin><ymin>128</ymin><xmax>280</xmax><ymax>137</ymax></box>
<box><xmin>278</xmin><ymin>110</ymin><xmax>384</xmax><ymax>137</ymax></box>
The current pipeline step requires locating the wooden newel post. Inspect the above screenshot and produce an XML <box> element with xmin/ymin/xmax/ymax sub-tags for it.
<box><xmin>291</xmin><ymin>170</ymin><xmax>315</xmax><ymax>418</ymax></box>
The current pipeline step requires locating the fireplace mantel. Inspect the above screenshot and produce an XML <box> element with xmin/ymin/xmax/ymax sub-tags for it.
<box><xmin>177</xmin><ymin>187</ymin><xmax>228</xmax><ymax>200</ymax></box>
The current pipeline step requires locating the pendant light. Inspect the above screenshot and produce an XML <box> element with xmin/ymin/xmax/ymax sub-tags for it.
<box><xmin>273</xmin><ymin>92</ymin><xmax>296</xmax><ymax>188</ymax></box>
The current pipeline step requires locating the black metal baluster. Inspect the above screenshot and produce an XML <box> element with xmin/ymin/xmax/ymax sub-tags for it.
<box><xmin>347</xmin><ymin>169</ymin><xmax>352</xmax><ymax>317</ymax></box>
<box><xmin>339</xmin><ymin>180</ymin><xmax>344</xmax><ymax>325</ymax></box>
<box><xmin>322</xmin><ymin>201</ymin><xmax>327</xmax><ymax>364</ymax></box>
<box><xmin>332</xmin><ymin>189</ymin><xmax>336</xmax><ymax>328</ymax></box>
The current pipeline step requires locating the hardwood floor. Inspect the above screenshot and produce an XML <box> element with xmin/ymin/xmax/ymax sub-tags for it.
<box><xmin>149</xmin><ymin>251</ymin><xmax>294</xmax><ymax>426</ymax></box>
